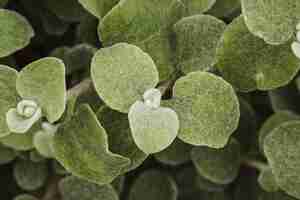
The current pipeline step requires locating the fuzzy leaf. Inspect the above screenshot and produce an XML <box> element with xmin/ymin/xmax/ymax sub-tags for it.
<box><xmin>181</xmin><ymin>0</ymin><xmax>216</xmax><ymax>16</ymax></box>
<box><xmin>97</xmin><ymin>106</ymin><xmax>147</xmax><ymax>173</ymax></box>
<box><xmin>264</xmin><ymin>121</ymin><xmax>300</xmax><ymax>199</ymax></box>
<box><xmin>258</xmin><ymin>168</ymin><xmax>279</xmax><ymax>192</ymax></box>
<box><xmin>0</xmin><ymin>129</ymin><xmax>35</xmax><ymax>151</ymax></box>
<box><xmin>241</xmin><ymin>0</ymin><xmax>300</xmax><ymax>45</ymax></box>
<box><xmin>0</xmin><ymin>65</ymin><xmax>19</xmax><ymax>137</ymax></box>
<box><xmin>13</xmin><ymin>160</ymin><xmax>48</xmax><ymax>191</ymax></box>
<box><xmin>0</xmin><ymin>9</ymin><xmax>34</xmax><ymax>57</ymax></box>
<box><xmin>168</xmin><ymin>71</ymin><xmax>240</xmax><ymax>148</ymax></box>
<box><xmin>59</xmin><ymin>176</ymin><xmax>119</xmax><ymax>200</ymax></box>
<box><xmin>78</xmin><ymin>0</ymin><xmax>119</xmax><ymax>18</ymax></box>
<box><xmin>98</xmin><ymin>0</ymin><xmax>184</xmax><ymax>81</ymax></box>
<box><xmin>129</xmin><ymin>170</ymin><xmax>178</xmax><ymax>200</ymax></box>
<box><xmin>174</xmin><ymin>14</ymin><xmax>226</xmax><ymax>74</ymax></box>
<box><xmin>91</xmin><ymin>43</ymin><xmax>159</xmax><ymax>113</ymax></box>
<box><xmin>33</xmin><ymin>130</ymin><xmax>55</xmax><ymax>158</ymax></box>
<box><xmin>216</xmin><ymin>16</ymin><xmax>300</xmax><ymax>92</ymax></box>
<box><xmin>53</xmin><ymin>104</ymin><xmax>130</xmax><ymax>185</ymax></box>
<box><xmin>16</xmin><ymin>57</ymin><xmax>66</xmax><ymax>123</ymax></box>
<box><xmin>191</xmin><ymin>138</ymin><xmax>241</xmax><ymax>184</ymax></box>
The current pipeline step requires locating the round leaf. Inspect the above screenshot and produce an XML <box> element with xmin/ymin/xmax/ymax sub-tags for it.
<box><xmin>53</xmin><ymin>104</ymin><xmax>130</xmax><ymax>185</ymax></box>
<box><xmin>91</xmin><ymin>43</ymin><xmax>159</xmax><ymax>113</ymax></box>
<box><xmin>216</xmin><ymin>16</ymin><xmax>300</xmax><ymax>92</ymax></box>
<box><xmin>0</xmin><ymin>9</ymin><xmax>34</xmax><ymax>57</ymax></box>
<box><xmin>258</xmin><ymin>168</ymin><xmax>279</xmax><ymax>192</ymax></box>
<box><xmin>191</xmin><ymin>138</ymin><xmax>241</xmax><ymax>184</ymax></box>
<box><xmin>33</xmin><ymin>130</ymin><xmax>55</xmax><ymax>158</ymax></box>
<box><xmin>16</xmin><ymin>57</ymin><xmax>66</xmax><ymax>123</ymax></box>
<box><xmin>0</xmin><ymin>130</ymin><xmax>35</xmax><ymax>151</ymax></box>
<box><xmin>173</xmin><ymin>14</ymin><xmax>226</xmax><ymax>74</ymax></box>
<box><xmin>169</xmin><ymin>71</ymin><xmax>240</xmax><ymax>148</ymax></box>
<box><xmin>264</xmin><ymin>121</ymin><xmax>300</xmax><ymax>199</ymax></box>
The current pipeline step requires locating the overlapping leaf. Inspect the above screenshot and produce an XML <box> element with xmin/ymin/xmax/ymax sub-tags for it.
<box><xmin>78</xmin><ymin>0</ymin><xmax>119</xmax><ymax>19</ymax></box>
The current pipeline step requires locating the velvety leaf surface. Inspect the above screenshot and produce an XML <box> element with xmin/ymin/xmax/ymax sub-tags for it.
<box><xmin>0</xmin><ymin>65</ymin><xmax>19</xmax><ymax>137</ymax></box>
<box><xmin>16</xmin><ymin>57</ymin><xmax>66</xmax><ymax>123</ymax></box>
<box><xmin>33</xmin><ymin>130</ymin><xmax>54</xmax><ymax>158</ymax></box>
<box><xmin>0</xmin><ymin>128</ymin><xmax>36</xmax><ymax>151</ymax></box>
<box><xmin>78</xmin><ymin>0</ymin><xmax>119</xmax><ymax>18</ymax></box>
<box><xmin>13</xmin><ymin>160</ymin><xmax>48</xmax><ymax>191</ymax></box>
<box><xmin>59</xmin><ymin>176</ymin><xmax>119</xmax><ymax>200</ymax></box>
<box><xmin>216</xmin><ymin>16</ymin><xmax>300</xmax><ymax>92</ymax></box>
<box><xmin>0</xmin><ymin>9</ymin><xmax>34</xmax><ymax>57</ymax></box>
<box><xmin>174</xmin><ymin>14</ymin><xmax>226</xmax><ymax>74</ymax></box>
<box><xmin>129</xmin><ymin>169</ymin><xmax>178</xmax><ymax>200</ymax></box>
<box><xmin>241</xmin><ymin>0</ymin><xmax>300</xmax><ymax>45</ymax></box>
<box><xmin>99</xmin><ymin>0</ymin><xmax>184</xmax><ymax>81</ymax></box>
<box><xmin>97</xmin><ymin>106</ymin><xmax>147</xmax><ymax>173</ymax></box>
<box><xmin>191</xmin><ymin>138</ymin><xmax>241</xmax><ymax>184</ymax></box>
<box><xmin>53</xmin><ymin>104</ymin><xmax>130</xmax><ymax>185</ymax></box>
<box><xmin>168</xmin><ymin>71</ymin><xmax>240</xmax><ymax>148</ymax></box>
<box><xmin>91</xmin><ymin>43</ymin><xmax>159</xmax><ymax>113</ymax></box>
<box><xmin>181</xmin><ymin>0</ymin><xmax>216</xmax><ymax>16</ymax></box>
<box><xmin>128</xmin><ymin>100</ymin><xmax>179</xmax><ymax>154</ymax></box>
<box><xmin>258</xmin><ymin>168</ymin><xmax>279</xmax><ymax>192</ymax></box>
<box><xmin>264</xmin><ymin>121</ymin><xmax>300</xmax><ymax>199</ymax></box>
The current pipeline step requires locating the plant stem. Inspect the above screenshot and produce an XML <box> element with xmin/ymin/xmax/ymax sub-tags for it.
<box><xmin>67</xmin><ymin>78</ymin><xmax>92</xmax><ymax>99</ymax></box>
<box><xmin>242</xmin><ymin>158</ymin><xmax>269</xmax><ymax>171</ymax></box>
<box><xmin>157</xmin><ymin>71</ymin><xmax>181</xmax><ymax>95</ymax></box>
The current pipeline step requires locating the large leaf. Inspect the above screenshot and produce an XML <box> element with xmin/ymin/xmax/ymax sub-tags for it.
<box><xmin>78</xmin><ymin>0</ymin><xmax>119</xmax><ymax>18</ymax></box>
<box><xmin>53</xmin><ymin>104</ymin><xmax>130</xmax><ymax>185</ymax></box>
<box><xmin>216</xmin><ymin>16</ymin><xmax>300</xmax><ymax>92</ymax></box>
<box><xmin>16</xmin><ymin>57</ymin><xmax>66</xmax><ymax>123</ymax></box>
<box><xmin>91</xmin><ymin>43</ymin><xmax>159</xmax><ymax>113</ymax></box>
<box><xmin>0</xmin><ymin>9</ymin><xmax>34</xmax><ymax>57</ymax></box>
<box><xmin>241</xmin><ymin>0</ymin><xmax>300</xmax><ymax>45</ymax></box>
<box><xmin>167</xmin><ymin>71</ymin><xmax>240</xmax><ymax>148</ymax></box>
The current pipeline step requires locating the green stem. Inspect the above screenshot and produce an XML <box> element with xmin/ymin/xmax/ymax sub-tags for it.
<box><xmin>67</xmin><ymin>78</ymin><xmax>92</xmax><ymax>99</ymax></box>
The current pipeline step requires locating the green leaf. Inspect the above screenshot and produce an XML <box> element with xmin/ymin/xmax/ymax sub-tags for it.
<box><xmin>0</xmin><ymin>128</ymin><xmax>36</xmax><ymax>151</ymax></box>
<box><xmin>0</xmin><ymin>0</ymin><xmax>8</xmax><ymax>8</ymax></box>
<box><xmin>191</xmin><ymin>138</ymin><xmax>241</xmax><ymax>184</ymax></box>
<box><xmin>14</xmin><ymin>194</ymin><xmax>39</xmax><ymax>200</ymax></box>
<box><xmin>78</xmin><ymin>0</ymin><xmax>119</xmax><ymax>18</ymax></box>
<box><xmin>258</xmin><ymin>111</ymin><xmax>300</xmax><ymax>153</ymax></box>
<box><xmin>0</xmin><ymin>9</ymin><xmax>34</xmax><ymax>57</ymax></box>
<box><xmin>129</xmin><ymin>170</ymin><xmax>178</xmax><ymax>200</ymax></box>
<box><xmin>181</xmin><ymin>0</ymin><xmax>216</xmax><ymax>16</ymax></box>
<box><xmin>168</xmin><ymin>71</ymin><xmax>240</xmax><ymax>148</ymax></box>
<box><xmin>208</xmin><ymin>0</ymin><xmax>241</xmax><ymax>18</ymax></box>
<box><xmin>111</xmin><ymin>175</ymin><xmax>125</xmax><ymax>194</ymax></box>
<box><xmin>76</xmin><ymin>14</ymin><xmax>99</xmax><ymax>45</ymax></box>
<box><xmin>216</xmin><ymin>16</ymin><xmax>300</xmax><ymax>92</ymax></box>
<box><xmin>128</xmin><ymin>90</ymin><xmax>179</xmax><ymax>154</ymax></box>
<box><xmin>241</xmin><ymin>0</ymin><xmax>300</xmax><ymax>45</ymax></box>
<box><xmin>16</xmin><ymin>57</ymin><xmax>66</xmax><ymax>123</ymax></box>
<box><xmin>173</xmin><ymin>14</ymin><xmax>226</xmax><ymax>74</ymax></box>
<box><xmin>13</xmin><ymin>160</ymin><xmax>48</xmax><ymax>191</ymax></box>
<box><xmin>97</xmin><ymin>106</ymin><xmax>147</xmax><ymax>173</ymax></box>
<box><xmin>258</xmin><ymin>168</ymin><xmax>279</xmax><ymax>192</ymax></box>
<box><xmin>258</xmin><ymin>191</ymin><xmax>298</xmax><ymax>200</ymax></box>
<box><xmin>59</xmin><ymin>176</ymin><xmax>119</xmax><ymax>200</ymax></box>
<box><xmin>98</xmin><ymin>0</ymin><xmax>183</xmax><ymax>81</ymax></box>
<box><xmin>91</xmin><ymin>43</ymin><xmax>159</xmax><ymax>113</ymax></box>
<box><xmin>0</xmin><ymin>65</ymin><xmax>19</xmax><ymax>137</ymax></box>
<box><xmin>53</xmin><ymin>104</ymin><xmax>130</xmax><ymax>185</ymax></box>
<box><xmin>0</xmin><ymin>144</ymin><xmax>16</xmax><ymax>164</ymax></box>
<box><xmin>264</xmin><ymin>121</ymin><xmax>300</xmax><ymax>199</ymax></box>
<box><xmin>154</xmin><ymin>138</ymin><xmax>192</xmax><ymax>166</ymax></box>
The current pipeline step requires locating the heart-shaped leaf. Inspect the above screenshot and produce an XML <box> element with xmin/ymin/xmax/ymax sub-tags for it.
<box><xmin>91</xmin><ymin>43</ymin><xmax>159</xmax><ymax>113</ymax></box>
<box><xmin>16</xmin><ymin>57</ymin><xmax>66</xmax><ymax>123</ymax></box>
<box><xmin>78</xmin><ymin>0</ymin><xmax>119</xmax><ymax>18</ymax></box>
<box><xmin>241</xmin><ymin>0</ymin><xmax>300</xmax><ymax>45</ymax></box>
<box><xmin>53</xmin><ymin>104</ymin><xmax>130</xmax><ymax>185</ymax></box>
<box><xmin>0</xmin><ymin>9</ymin><xmax>34</xmax><ymax>57</ymax></box>
<box><xmin>173</xmin><ymin>14</ymin><xmax>226</xmax><ymax>74</ymax></box>
<box><xmin>0</xmin><ymin>65</ymin><xmax>19</xmax><ymax>137</ymax></box>
<box><xmin>264</xmin><ymin>121</ymin><xmax>300</xmax><ymax>199</ymax></box>
<box><xmin>167</xmin><ymin>71</ymin><xmax>240</xmax><ymax>148</ymax></box>
<box><xmin>216</xmin><ymin>16</ymin><xmax>300</xmax><ymax>92</ymax></box>
<box><xmin>191</xmin><ymin>138</ymin><xmax>241</xmax><ymax>184</ymax></box>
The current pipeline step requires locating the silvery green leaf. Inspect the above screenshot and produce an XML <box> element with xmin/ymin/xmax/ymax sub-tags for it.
<box><xmin>78</xmin><ymin>0</ymin><xmax>119</xmax><ymax>18</ymax></box>
<box><xmin>128</xmin><ymin>100</ymin><xmax>179</xmax><ymax>154</ymax></box>
<box><xmin>97</xmin><ymin>106</ymin><xmax>147</xmax><ymax>173</ymax></box>
<box><xmin>53</xmin><ymin>104</ymin><xmax>130</xmax><ymax>185</ymax></box>
<box><xmin>216</xmin><ymin>16</ymin><xmax>300</xmax><ymax>92</ymax></box>
<box><xmin>59</xmin><ymin>176</ymin><xmax>119</xmax><ymax>200</ymax></box>
<box><xmin>129</xmin><ymin>170</ymin><xmax>178</xmax><ymax>200</ymax></box>
<box><xmin>167</xmin><ymin>71</ymin><xmax>240</xmax><ymax>148</ymax></box>
<box><xmin>16</xmin><ymin>57</ymin><xmax>66</xmax><ymax>123</ymax></box>
<box><xmin>0</xmin><ymin>9</ymin><xmax>34</xmax><ymax>57</ymax></box>
<box><xmin>241</xmin><ymin>0</ymin><xmax>300</xmax><ymax>45</ymax></box>
<box><xmin>91</xmin><ymin>43</ymin><xmax>159</xmax><ymax>113</ymax></box>
<box><xmin>258</xmin><ymin>168</ymin><xmax>279</xmax><ymax>192</ymax></box>
<box><xmin>264</xmin><ymin>121</ymin><xmax>300</xmax><ymax>199</ymax></box>
<box><xmin>191</xmin><ymin>138</ymin><xmax>241</xmax><ymax>184</ymax></box>
<box><xmin>174</xmin><ymin>14</ymin><xmax>226</xmax><ymax>74</ymax></box>
<box><xmin>181</xmin><ymin>0</ymin><xmax>216</xmax><ymax>16</ymax></box>
<box><xmin>0</xmin><ymin>65</ymin><xmax>19</xmax><ymax>137</ymax></box>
